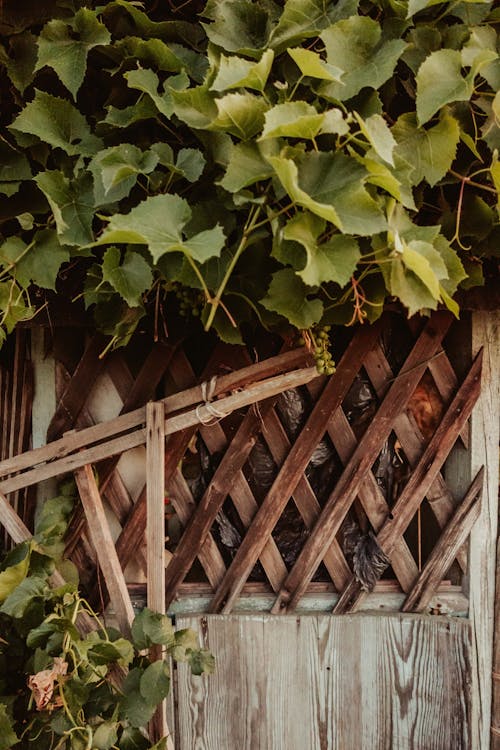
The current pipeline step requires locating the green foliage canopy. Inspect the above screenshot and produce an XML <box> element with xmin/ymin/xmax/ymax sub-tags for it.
<box><xmin>0</xmin><ymin>0</ymin><xmax>499</xmax><ymax>347</ymax></box>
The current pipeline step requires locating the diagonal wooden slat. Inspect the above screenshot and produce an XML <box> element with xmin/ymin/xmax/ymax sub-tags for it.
<box><xmin>167</xmin><ymin>469</ymin><xmax>227</xmax><ymax>587</ymax></box>
<box><xmin>258</xmin><ymin>405</ymin><xmax>352</xmax><ymax>590</ymax></box>
<box><xmin>269</xmin><ymin>312</ymin><xmax>453</xmax><ymax>615</ymax></box>
<box><xmin>306</xmin><ymin>378</ymin><xmax>419</xmax><ymax>592</ymax></box>
<box><xmin>363</xmin><ymin>343</ymin><xmax>468</xmax><ymax>572</ymax></box>
<box><xmin>333</xmin><ymin>349</ymin><xmax>483</xmax><ymax>614</ymax></box>
<box><xmin>402</xmin><ymin>467</ymin><xmax>483</xmax><ymax>613</ymax></box>
<box><xmin>208</xmin><ymin>321</ymin><xmax>382</xmax><ymax>614</ymax></box>
<box><xmin>168</xmin><ymin>348</ymin><xmax>288</xmax><ymax>592</ymax></box>
<box><xmin>47</xmin><ymin>334</ymin><xmax>107</xmax><ymax>441</ymax></box>
<box><xmin>165</xmin><ymin>397</ymin><xmax>279</xmax><ymax>609</ymax></box>
<box><xmin>74</xmin><ymin>464</ymin><xmax>135</xmax><ymax>635</ymax></box>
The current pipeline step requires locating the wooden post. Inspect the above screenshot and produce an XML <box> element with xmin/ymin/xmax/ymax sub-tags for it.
<box><xmin>146</xmin><ymin>402</ymin><xmax>174</xmax><ymax>750</ymax></box>
<box><xmin>468</xmin><ymin>312</ymin><xmax>500</xmax><ymax>749</ymax></box>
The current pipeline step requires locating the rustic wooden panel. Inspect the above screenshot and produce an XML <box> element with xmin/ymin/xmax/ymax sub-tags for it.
<box><xmin>175</xmin><ymin>613</ymin><xmax>471</xmax><ymax>750</ymax></box>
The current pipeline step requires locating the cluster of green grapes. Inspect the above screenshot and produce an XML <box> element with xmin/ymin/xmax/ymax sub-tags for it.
<box><xmin>172</xmin><ymin>283</ymin><xmax>205</xmax><ymax>318</ymax></box>
<box><xmin>299</xmin><ymin>325</ymin><xmax>335</xmax><ymax>376</ymax></box>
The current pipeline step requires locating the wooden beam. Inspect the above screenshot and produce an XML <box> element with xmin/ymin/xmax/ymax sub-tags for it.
<box><xmin>0</xmin><ymin>365</ymin><xmax>318</xmax><ymax>494</ymax></box>
<box><xmin>147</xmin><ymin>402</ymin><xmax>166</xmax><ymax>613</ymax></box>
<box><xmin>402</xmin><ymin>467</ymin><xmax>484</xmax><ymax>613</ymax></box>
<box><xmin>74</xmin><ymin>465</ymin><xmax>135</xmax><ymax>636</ymax></box>
<box><xmin>467</xmin><ymin>311</ymin><xmax>500</xmax><ymax>750</ymax></box>
<box><xmin>269</xmin><ymin>312</ymin><xmax>453</xmax><ymax>615</ymax></box>
<box><xmin>333</xmin><ymin>348</ymin><xmax>483</xmax><ymax>614</ymax></box>
<box><xmin>209</xmin><ymin>321</ymin><xmax>381</xmax><ymax>614</ymax></box>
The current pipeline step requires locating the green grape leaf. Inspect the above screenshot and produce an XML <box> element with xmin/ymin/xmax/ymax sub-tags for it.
<box><xmin>89</xmin><ymin>144</ymin><xmax>159</xmax><ymax>205</ymax></box>
<box><xmin>211</xmin><ymin>92</ymin><xmax>268</xmax><ymax>139</ymax></box>
<box><xmin>131</xmin><ymin>608</ymin><xmax>176</xmax><ymax>650</ymax></box>
<box><xmin>0</xmin><ymin>141</ymin><xmax>32</xmax><ymax>182</ymax></box>
<box><xmin>219</xmin><ymin>141</ymin><xmax>274</xmax><ymax>192</ymax></box>
<box><xmin>189</xmin><ymin>648</ymin><xmax>216</xmax><ymax>676</ymax></box>
<box><xmin>283</xmin><ymin>213</ymin><xmax>361</xmax><ymax>286</ymax></box>
<box><xmin>119</xmin><ymin>669</ymin><xmax>156</xmax><ymax>728</ymax></box>
<box><xmin>10</xmin><ymin>90</ymin><xmax>102</xmax><ymax>156</ymax></box>
<box><xmin>0</xmin><ymin>545</ymin><xmax>30</xmax><ymax>603</ymax></box>
<box><xmin>211</xmin><ymin>49</ymin><xmax>274</xmax><ymax>92</ymax></box>
<box><xmin>35</xmin><ymin>170</ymin><xmax>94</xmax><ymax>246</ymax></box>
<box><xmin>354</xmin><ymin>113</ymin><xmax>396</xmax><ymax>166</ymax></box>
<box><xmin>269</xmin><ymin>0</ymin><xmax>358</xmax><ymax>54</ymax></box>
<box><xmin>35</xmin><ymin>8</ymin><xmax>111</xmax><ymax>98</ymax></box>
<box><xmin>269</xmin><ymin>151</ymin><xmax>387</xmax><ymax>235</ymax></box>
<box><xmin>103</xmin><ymin>98</ymin><xmax>158</xmax><ymax>128</ymax></box>
<box><xmin>0</xmin><ymin>705</ymin><xmax>18</xmax><ymax>750</ymax></box>
<box><xmin>102</xmin><ymin>247</ymin><xmax>153</xmax><ymax>307</ymax></box>
<box><xmin>175</xmin><ymin>148</ymin><xmax>206</xmax><ymax>182</ymax></box>
<box><xmin>260</xmin><ymin>101</ymin><xmax>325</xmax><ymax>140</ymax></box>
<box><xmin>115</xmin><ymin>36</ymin><xmax>187</xmax><ymax>72</ymax></box>
<box><xmin>169</xmin><ymin>83</ymin><xmax>218</xmax><ymax>128</ymax></box>
<box><xmin>140</xmin><ymin>661</ymin><xmax>170</xmax><ymax>705</ymax></box>
<box><xmin>4</xmin><ymin>32</ymin><xmax>38</xmax><ymax>93</ymax></box>
<box><xmin>95</xmin><ymin>194</ymin><xmax>225</xmax><ymax>264</ymax></box>
<box><xmin>261</xmin><ymin>268</ymin><xmax>323</xmax><ymax>327</ymax></box>
<box><xmin>393</xmin><ymin>111</ymin><xmax>460</xmax><ymax>186</ymax></box>
<box><xmin>416</xmin><ymin>49</ymin><xmax>473</xmax><ymax>125</ymax></box>
<box><xmin>1</xmin><ymin>230</ymin><xmax>69</xmax><ymax>291</ymax></box>
<box><xmin>319</xmin><ymin>17</ymin><xmax>406</xmax><ymax>102</ymax></box>
<box><xmin>202</xmin><ymin>0</ymin><xmax>273</xmax><ymax>57</ymax></box>
<box><xmin>125</xmin><ymin>67</ymin><xmax>178</xmax><ymax>119</ymax></box>
<box><xmin>104</xmin><ymin>0</ymin><xmax>204</xmax><ymax>45</ymax></box>
<box><xmin>288</xmin><ymin>47</ymin><xmax>343</xmax><ymax>82</ymax></box>
<box><xmin>92</xmin><ymin>721</ymin><xmax>119</xmax><ymax>750</ymax></box>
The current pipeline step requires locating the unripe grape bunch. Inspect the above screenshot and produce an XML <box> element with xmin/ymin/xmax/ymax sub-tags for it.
<box><xmin>299</xmin><ymin>326</ymin><xmax>336</xmax><ymax>376</ymax></box>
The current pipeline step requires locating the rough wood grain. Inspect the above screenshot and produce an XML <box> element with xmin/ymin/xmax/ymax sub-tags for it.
<box><xmin>209</xmin><ymin>321</ymin><xmax>381</xmax><ymax>614</ymax></box>
<box><xmin>175</xmin><ymin>613</ymin><xmax>471</xmax><ymax>750</ymax></box>
<box><xmin>270</xmin><ymin>313</ymin><xmax>453</xmax><ymax>614</ymax></box>
<box><xmin>0</xmin><ymin>348</ymin><xmax>312</xmax><ymax>481</ymax></box>
<box><xmin>467</xmin><ymin>312</ymin><xmax>500</xmax><ymax>750</ymax></box>
<box><xmin>0</xmin><ymin>366</ymin><xmax>318</xmax><ymax>494</ymax></box>
<box><xmin>74</xmin><ymin>465</ymin><xmax>135</xmax><ymax>636</ymax></box>
<box><xmin>147</xmin><ymin>402</ymin><xmax>166</xmax><ymax>614</ymax></box>
<box><xmin>333</xmin><ymin>349</ymin><xmax>483</xmax><ymax>614</ymax></box>
<box><xmin>47</xmin><ymin>334</ymin><xmax>107</xmax><ymax>441</ymax></box>
<box><xmin>164</xmin><ymin>398</ymin><xmax>278</xmax><ymax>609</ymax></box>
<box><xmin>402</xmin><ymin>467</ymin><xmax>483</xmax><ymax>613</ymax></box>
<box><xmin>364</xmin><ymin>343</ymin><xmax>468</xmax><ymax>572</ymax></box>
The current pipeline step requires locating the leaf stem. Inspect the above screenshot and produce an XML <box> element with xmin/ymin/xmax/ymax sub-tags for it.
<box><xmin>204</xmin><ymin>202</ymin><xmax>264</xmax><ymax>332</ymax></box>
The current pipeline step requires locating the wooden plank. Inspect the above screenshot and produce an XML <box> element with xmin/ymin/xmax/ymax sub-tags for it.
<box><xmin>167</xmin><ymin>469</ymin><xmax>227</xmax><ymax>589</ymax></box>
<box><xmin>259</xmin><ymin>407</ymin><xmax>351</xmax><ymax>590</ymax></box>
<box><xmin>492</xmin><ymin>531</ymin><xmax>500</xmax><ymax>749</ymax></box>
<box><xmin>269</xmin><ymin>313</ymin><xmax>453</xmax><ymax>615</ymax></box>
<box><xmin>168</xmin><ymin>349</ymin><xmax>288</xmax><ymax>592</ymax></box>
<box><xmin>74</xmin><ymin>465</ymin><xmax>135</xmax><ymax>636</ymax></box>
<box><xmin>333</xmin><ymin>349</ymin><xmax>483</xmax><ymax>615</ymax></box>
<box><xmin>402</xmin><ymin>467</ymin><xmax>484</xmax><ymax>613</ymax></box>
<box><xmin>164</xmin><ymin>397</ymin><xmax>278</xmax><ymax>609</ymax></box>
<box><xmin>305</xmin><ymin>376</ymin><xmax>418</xmax><ymax>592</ymax></box>
<box><xmin>147</xmin><ymin>402</ymin><xmax>166</xmax><ymax>614</ymax></box>
<box><xmin>467</xmin><ymin>311</ymin><xmax>500</xmax><ymax>750</ymax></box>
<box><xmin>0</xmin><ymin>348</ymin><xmax>312</xmax><ymax>481</ymax></box>
<box><xmin>175</xmin><ymin>613</ymin><xmax>471</xmax><ymax>749</ymax></box>
<box><xmin>209</xmin><ymin>322</ymin><xmax>381</xmax><ymax>614</ymax></box>
<box><xmin>47</xmin><ymin>334</ymin><xmax>107</xmax><ymax>441</ymax></box>
<box><xmin>99</xmin><ymin>343</ymin><xmax>175</xmax><ymax>491</ymax></box>
<box><xmin>146</xmin><ymin>403</ymin><xmax>175</xmax><ymax>750</ymax></box>
<box><xmin>364</xmin><ymin>344</ymin><xmax>468</xmax><ymax>572</ymax></box>
<box><xmin>0</xmin><ymin>366</ymin><xmax>319</xmax><ymax>494</ymax></box>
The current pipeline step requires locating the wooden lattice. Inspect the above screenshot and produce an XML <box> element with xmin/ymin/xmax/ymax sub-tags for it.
<box><xmin>0</xmin><ymin>312</ymin><xmax>484</xmax><ymax>626</ymax></box>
